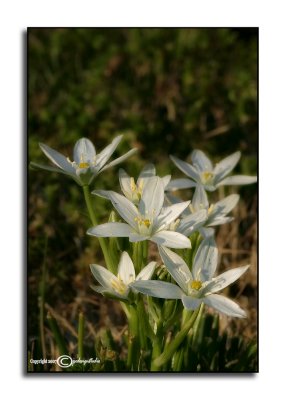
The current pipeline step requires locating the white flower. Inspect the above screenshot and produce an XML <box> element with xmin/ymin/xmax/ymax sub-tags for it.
<box><xmin>175</xmin><ymin>185</ymin><xmax>239</xmax><ymax>236</ymax></box>
<box><xmin>93</xmin><ymin>164</ymin><xmax>171</xmax><ymax>204</ymax></box>
<box><xmin>30</xmin><ymin>135</ymin><xmax>137</xmax><ymax>186</ymax></box>
<box><xmin>87</xmin><ymin>176</ymin><xmax>192</xmax><ymax>249</ymax></box>
<box><xmin>167</xmin><ymin>149</ymin><xmax>257</xmax><ymax>192</ymax></box>
<box><xmin>90</xmin><ymin>251</ymin><xmax>156</xmax><ymax>300</ymax></box>
<box><xmin>132</xmin><ymin>239</ymin><xmax>249</xmax><ymax>318</ymax></box>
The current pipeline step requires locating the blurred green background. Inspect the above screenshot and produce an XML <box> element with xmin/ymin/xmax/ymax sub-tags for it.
<box><xmin>28</xmin><ymin>28</ymin><xmax>257</xmax><ymax>369</ymax></box>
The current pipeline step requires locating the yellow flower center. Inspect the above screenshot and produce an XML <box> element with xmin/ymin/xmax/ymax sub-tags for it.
<box><xmin>201</xmin><ymin>171</ymin><xmax>214</xmax><ymax>184</ymax></box>
<box><xmin>78</xmin><ymin>162</ymin><xmax>90</xmax><ymax>169</ymax></box>
<box><xmin>207</xmin><ymin>204</ymin><xmax>214</xmax><ymax>215</ymax></box>
<box><xmin>111</xmin><ymin>278</ymin><xmax>127</xmax><ymax>295</ymax></box>
<box><xmin>135</xmin><ymin>217</ymin><xmax>151</xmax><ymax>228</ymax></box>
<box><xmin>190</xmin><ymin>280</ymin><xmax>202</xmax><ymax>290</ymax></box>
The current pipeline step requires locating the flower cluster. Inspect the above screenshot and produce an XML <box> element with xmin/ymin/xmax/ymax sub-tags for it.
<box><xmin>31</xmin><ymin>135</ymin><xmax>257</xmax><ymax>370</ymax></box>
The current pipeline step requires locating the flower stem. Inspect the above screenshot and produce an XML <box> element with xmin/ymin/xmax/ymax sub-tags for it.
<box><xmin>132</xmin><ymin>241</ymin><xmax>143</xmax><ymax>273</ymax></box>
<box><xmin>127</xmin><ymin>305</ymin><xmax>139</xmax><ymax>371</ymax></box>
<box><xmin>82</xmin><ymin>185</ymin><xmax>116</xmax><ymax>273</ymax></box>
<box><xmin>153</xmin><ymin>306</ymin><xmax>200</xmax><ymax>368</ymax></box>
<box><xmin>77</xmin><ymin>312</ymin><xmax>84</xmax><ymax>359</ymax></box>
<box><xmin>151</xmin><ymin>321</ymin><xmax>163</xmax><ymax>371</ymax></box>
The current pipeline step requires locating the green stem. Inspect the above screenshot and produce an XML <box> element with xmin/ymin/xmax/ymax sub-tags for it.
<box><xmin>39</xmin><ymin>236</ymin><xmax>48</xmax><ymax>366</ymax></box>
<box><xmin>151</xmin><ymin>321</ymin><xmax>163</xmax><ymax>371</ymax></box>
<box><xmin>127</xmin><ymin>305</ymin><xmax>139</xmax><ymax>371</ymax></box>
<box><xmin>82</xmin><ymin>185</ymin><xmax>116</xmax><ymax>273</ymax></box>
<box><xmin>132</xmin><ymin>242</ymin><xmax>143</xmax><ymax>273</ymax></box>
<box><xmin>153</xmin><ymin>307</ymin><xmax>200</xmax><ymax>368</ymax></box>
<box><xmin>47</xmin><ymin>312</ymin><xmax>68</xmax><ymax>356</ymax></box>
<box><xmin>77</xmin><ymin>312</ymin><xmax>84</xmax><ymax>359</ymax></box>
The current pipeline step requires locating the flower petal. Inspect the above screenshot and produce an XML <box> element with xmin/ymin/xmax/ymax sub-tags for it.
<box><xmin>181</xmin><ymin>295</ymin><xmax>202</xmax><ymax>310</ymax></box>
<box><xmin>211</xmin><ymin>194</ymin><xmax>239</xmax><ymax>217</ymax></box>
<box><xmin>203</xmin><ymin>294</ymin><xmax>247</xmax><ymax>318</ymax></box>
<box><xmin>192</xmin><ymin>237</ymin><xmax>218</xmax><ymax>281</ymax></box>
<box><xmin>107</xmin><ymin>191</ymin><xmax>139</xmax><ymax>229</ymax></box>
<box><xmin>39</xmin><ymin>143</ymin><xmax>75</xmax><ymax>173</ymax></box>
<box><xmin>191</xmin><ymin>150</ymin><xmax>213</xmax><ymax>172</ymax></box>
<box><xmin>73</xmin><ymin>138</ymin><xmax>96</xmax><ymax>164</ymax></box>
<box><xmin>170</xmin><ymin>155</ymin><xmax>201</xmax><ymax>181</ymax></box>
<box><xmin>139</xmin><ymin>176</ymin><xmax>164</xmax><ymax>219</ymax></box>
<box><xmin>192</xmin><ymin>185</ymin><xmax>209</xmax><ymax>211</ymax></box>
<box><xmin>207</xmin><ymin>216</ymin><xmax>234</xmax><ymax>226</ymax></box>
<box><xmin>155</xmin><ymin>201</ymin><xmax>191</xmax><ymax>230</ymax></box>
<box><xmin>177</xmin><ymin>209</ymin><xmax>207</xmax><ymax>236</ymax></box>
<box><xmin>118</xmin><ymin>169</ymin><xmax>132</xmax><ymax>198</ymax></box>
<box><xmin>129</xmin><ymin>233</ymin><xmax>149</xmax><ymax>242</ymax></box>
<box><xmin>87</xmin><ymin>222</ymin><xmax>132</xmax><ymax>237</ymax></box>
<box><xmin>216</xmin><ymin>175</ymin><xmax>257</xmax><ymax>187</ymax></box>
<box><xmin>161</xmin><ymin>175</ymin><xmax>171</xmax><ymax>188</ymax></box>
<box><xmin>151</xmin><ymin>230</ymin><xmax>191</xmax><ymax>249</ymax></box>
<box><xmin>91</xmin><ymin>189</ymin><xmax>112</xmax><ymax>200</ymax></box>
<box><xmin>131</xmin><ymin>280</ymin><xmax>183</xmax><ymax>299</ymax></box>
<box><xmin>30</xmin><ymin>162</ymin><xmax>80</xmax><ymax>183</ymax></box>
<box><xmin>159</xmin><ymin>246</ymin><xmax>191</xmax><ymax>292</ymax></box>
<box><xmin>100</xmin><ymin>148</ymin><xmax>138</xmax><ymax>172</ymax></box>
<box><xmin>136</xmin><ymin>261</ymin><xmax>157</xmax><ymax>281</ymax></box>
<box><xmin>204</xmin><ymin>265</ymin><xmax>249</xmax><ymax>294</ymax></box>
<box><xmin>118</xmin><ymin>251</ymin><xmax>136</xmax><ymax>285</ymax></box>
<box><xmin>213</xmin><ymin>151</ymin><xmax>241</xmax><ymax>183</ymax></box>
<box><xmin>137</xmin><ymin>164</ymin><xmax>156</xmax><ymax>186</ymax></box>
<box><xmin>90</xmin><ymin>264</ymin><xmax>115</xmax><ymax>291</ymax></box>
<box><xmin>95</xmin><ymin>135</ymin><xmax>123</xmax><ymax>170</ymax></box>
<box><xmin>166</xmin><ymin>178</ymin><xmax>197</xmax><ymax>191</ymax></box>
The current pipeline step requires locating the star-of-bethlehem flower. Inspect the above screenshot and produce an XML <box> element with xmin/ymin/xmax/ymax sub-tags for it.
<box><xmin>30</xmin><ymin>135</ymin><xmax>137</xmax><ymax>186</ymax></box>
<box><xmin>170</xmin><ymin>185</ymin><xmax>239</xmax><ymax>238</ymax></box>
<box><xmin>93</xmin><ymin>164</ymin><xmax>171</xmax><ymax>205</ymax></box>
<box><xmin>90</xmin><ymin>251</ymin><xmax>156</xmax><ymax>300</ymax></box>
<box><xmin>87</xmin><ymin>176</ymin><xmax>192</xmax><ymax>249</ymax></box>
<box><xmin>166</xmin><ymin>149</ymin><xmax>257</xmax><ymax>192</ymax></box>
<box><xmin>132</xmin><ymin>238</ymin><xmax>249</xmax><ymax>318</ymax></box>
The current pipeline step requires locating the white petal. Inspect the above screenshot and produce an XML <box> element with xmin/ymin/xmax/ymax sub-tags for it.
<box><xmin>136</xmin><ymin>261</ymin><xmax>157</xmax><ymax>281</ymax></box>
<box><xmin>192</xmin><ymin>237</ymin><xmax>218</xmax><ymax>281</ymax></box>
<box><xmin>166</xmin><ymin>178</ymin><xmax>197</xmax><ymax>191</ymax></box>
<box><xmin>207</xmin><ymin>216</ymin><xmax>234</xmax><ymax>226</ymax></box>
<box><xmin>137</xmin><ymin>164</ymin><xmax>156</xmax><ymax>186</ymax></box>
<box><xmin>139</xmin><ymin>176</ymin><xmax>164</xmax><ymax>218</ymax></box>
<box><xmin>199</xmin><ymin>227</ymin><xmax>215</xmax><ymax>238</ymax></box>
<box><xmin>159</xmin><ymin>246</ymin><xmax>191</xmax><ymax>292</ymax></box>
<box><xmin>161</xmin><ymin>175</ymin><xmax>171</xmax><ymax>188</ymax></box>
<box><xmin>100</xmin><ymin>148</ymin><xmax>137</xmax><ymax>172</ymax></box>
<box><xmin>155</xmin><ymin>201</ymin><xmax>191</xmax><ymax>230</ymax></box>
<box><xmin>192</xmin><ymin>185</ymin><xmax>209</xmax><ymax>211</ymax></box>
<box><xmin>90</xmin><ymin>264</ymin><xmax>115</xmax><ymax>291</ymax></box>
<box><xmin>203</xmin><ymin>294</ymin><xmax>247</xmax><ymax>318</ymax></box>
<box><xmin>131</xmin><ymin>280</ymin><xmax>183</xmax><ymax>299</ymax></box>
<box><xmin>91</xmin><ymin>189</ymin><xmax>112</xmax><ymax>200</ymax></box>
<box><xmin>177</xmin><ymin>209</ymin><xmax>207</xmax><ymax>236</ymax></box>
<box><xmin>217</xmin><ymin>175</ymin><xmax>257</xmax><ymax>187</ymax></box>
<box><xmin>204</xmin><ymin>265</ymin><xmax>249</xmax><ymax>294</ymax></box>
<box><xmin>30</xmin><ymin>162</ymin><xmax>80</xmax><ymax>183</ymax></box>
<box><xmin>211</xmin><ymin>194</ymin><xmax>239</xmax><ymax>217</ymax></box>
<box><xmin>118</xmin><ymin>169</ymin><xmax>132</xmax><ymax>198</ymax></box>
<box><xmin>95</xmin><ymin>135</ymin><xmax>123</xmax><ymax>170</ymax></box>
<box><xmin>170</xmin><ymin>155</ymin><xmax>201</xmax><ymax>181</ymax></box>
<box><xmin>151</xmin><ymin>230</ymin><xmax>191</xmax><ymax>249</ymax></box>
<box><xmin>39</xmin><ymin>143</ymin><xmax>75</xmax><ymax>173</ymax></box>
<box><xmin>191</xmin><ymin>150</ymin><xmax>213</xmax><ymax>172</ymax></box>
<box><xmin>213</xmin><ymin>151</ymin><xmax>241</xmax><ymax>183</ymax></box>
<box><xmin>181</xmin><ymin>295</ymin><xmax>202</xmax><ymax>310</ymax></box>
<box><xmin>90</xmin><ymin>284</ymin><xmax>127</xmax><ymax>300</ymax></box>
<box><xmin>129</xmin><ymin>233</ymin><xmax>149</xmax><ymax>242</ymax></box>
<box><xmin>107</xmin><ymin>191</ymin><xmax>139</xmax><ymax>229</ymax></box>
<box><xmin>87</xmin><ymin>222</ymin><xmax>132</xmax><ymax>237</ymax></box>
<box><xmin>118</xmin><ymin>251</ymin><xmax>136</xmax><ymax>285</ymax></box>
<box><xmin>73</xmin><ymin>138</ymin><xmax>96</xmax><ymax>164</ymax></box>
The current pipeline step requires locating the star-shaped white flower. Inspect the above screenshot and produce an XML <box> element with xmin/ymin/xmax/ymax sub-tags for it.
<box><xmin>93</xmin><ymin>164</ymin><xmax>171</xmax><ymax>205</ymax></box>
<box><xmin>30</xmin><ymin>135</ymin><xmax>137</xmax><ymax>186</ymax></box>
<box><xmin>87</xmin><ymin>176</ymin><xmax>192</xmax><ymax>249</ymax></box>
<box><xmin>172</xmin><ymin>185</ymin><xmax>239</xmax><ymax>237</ymax></box>
<box><xmin>132</xmin><ymin>239</ymin><xmax>249</xmax><ymax>318</ymax></box>
<box><xmin>90</xmin><ymin>251</ymin><xmax>156</xmax><ymax>300</ymax></box>
<box><xmin>167</xmin><ymin>149</ymin><xmax>257</xmax><ymax>192</ymax></box>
